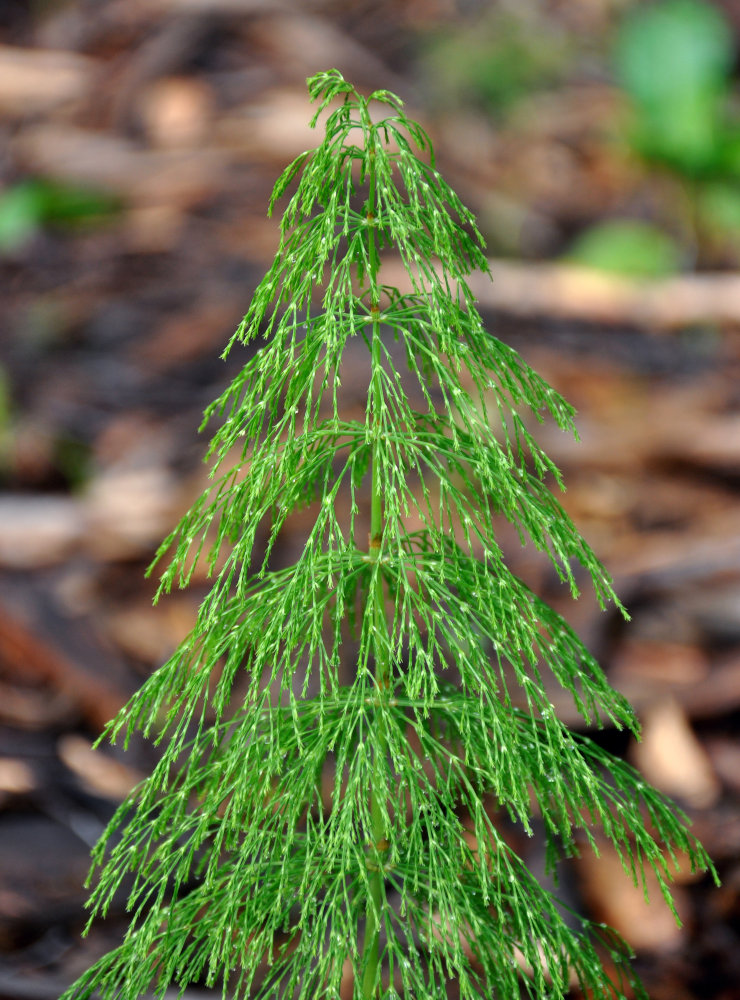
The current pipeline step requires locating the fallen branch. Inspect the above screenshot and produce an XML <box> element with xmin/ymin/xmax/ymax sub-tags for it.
<box><xmin>383</xmin><ymin>258</ymin><xmax>740</xmax><ymax>329</ymax></box>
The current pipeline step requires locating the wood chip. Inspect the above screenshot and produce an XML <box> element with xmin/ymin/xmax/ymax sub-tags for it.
<box><xmin>215</xmin><ymin>88</ymin><xmax>320</xmax><ymax>163</ymax></box>
<box><xmin>576</xmin><ymin>836</ymin><xmax>689</xmax><ymax>952</ymax></box>
<box><xmin>0</xmin><ymin>495</ymin><xmax>85</xmax><ymax>568</ymax></box>
<box><xmin>705</xmin><ymin>739</ymin><xmax>740</xmax><ymax>797</ymax></box>
<box><xmin>613</xmin><ymin>640</ymin><xmax>709</xmax><ymax>686</ymax></box>
<box><xmin>104</xmin><ymin>598</ymin><xmax>198</xmax><ymax>664</ymax></box>
<box><xmin>130</xmin><ymin>299</ymin><xmax>241</xmax><ymax>369</ymax></box>
<box><xmin>57</xmin><ymin>735</ymin><xmax>143</xmax><ymax>801</ymax></box>
<box><xmin>383</xmin><ymin>256</ymin><xmax>740</xmax><ymax>328</ymax></box>
<box><xmin>0</xmin><ymin>44</ymin><xmax>95</xmax><ymax>115</ymax></box>
<box><xmin>0</xmin><ymin>759</ymin><xmax>35</xmax><ymax>796</ymax></box>
<box><xmin>470</xmin><ymin>261</ymin><xmax>740</xmax><ymax>328</ymax></box>
<box><xmin>85</xmin><ymin>466</ymin><xmax>179</xmax><ymax>559</ymax></box>
<box><xmin>0</xmin><ymin>470</ymin><xmax>179</xmax><ymax>566</ymax></box>
<box><xmin>609</xmin><ymin>510</ymin><xmax>740</xmax><ymax>587</ymax></box>
<box><xmin>121</xmin><ymin>204</ymin><xmax>186</xmax><ymax>253</ymax></box>
<box><xmin>612</xmin><ymin>652</ymin><xmax>740</xmax><ymax>722</ymax></box>
<box><xmin>0</xmin><ymin>679</ymin><xmax>77</xmax><ymax>730</ymax></box>
<box><xmin>13</xmin><ymin>125</ymin><xmax>226</xmax><ymax>207</ymax></box>
<box><xmin>136</xmin><ymin>76</ymin><xmax>214</xmax><ymax>149</ymax></box>
<box><xmin>663</xmin><ymin>414</ymin><xmax>740</xmax><ymax>471</ymax></box>
<box><xmin>153</xmin><ymin>0</ymin><xmax>279</xmax><ymax>10</ymax></box>
<box><xmin>250</xmin><ymin>13</ymin><xmax>408</xmax><ymax>92</ymax></box>
<box><xmin>631</xmin><ymin>698</ymin><xmax>721</xmax><ymax>808</ymax></box>
<box><xmin>0</xmin><ymin>584</ymin><xmax>133</xmax><ymax>730</ymax></box>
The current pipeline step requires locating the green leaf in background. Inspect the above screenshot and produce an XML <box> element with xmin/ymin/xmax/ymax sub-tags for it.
<box><xmin>420</xmin><ymin>7</ymin><xmax>570</xmax><ymax>115</ymax></box>
<box><xmin>0</xmin><ymin>178</ymin><xmax>119</xmax><ymax>252</ymax></box>
<box><xmin>0</xmin><ymin>181</ymin><xmax>43</xmax><ymax>251</ymax></box>
<box><xmin>614</xmin><ymin>0</ymin><xmax>733</xmax><ymax>174</ymax></box>
<box><xmin>564</xmin><ymin>219</ymin><xmax>683</xmax><ymax>278</ymax></box>
<box><xmin>709</xmin><ymin>126</ymin><xmax>740</xmax><ymax>180</ymax></box>
<box><xmin>698</xmin><ymin>181</ymin><xmax>740</xmax><ymax>240</ymax></box>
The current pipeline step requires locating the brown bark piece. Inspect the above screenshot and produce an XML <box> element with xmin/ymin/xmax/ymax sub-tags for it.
<box><xmin>0</xmin><ymin>496</ymin><xmax>86</xmax><ymax>569</ymax></box>
<box><xmin>136</xmin><ymin>76</ymin><xmax>215</xmax><ymax>149</ymax></box>
<box><xmin>383</xmin><ymin>255</ymin><xmax>740</xmax><ymax>328</ymax></box>
<box><xmin>12</xmin><ymin>125</ymin><xmax>226</xmax><ymax>208</ymax></box>
<box><xmin>0</xmin><ymin>45</ymin><xmax>95</xmax><ymax>116</ymax></box>
<box><xmin>612</xmin><ymin>650</ymin><xmax>740</xmax><ymax>721</ymax></box>
<box><xmin>57</xmin><ymin>735</ymin><xmax>143</xmax><ymax>801</ymax></box>
<box><xmin>576</xmin><ymin>837</ymin><xmax>689</xmax><ymax>952</ymax></box>
<box><xmin>705</xmin><ymin>739</ymin><xmax>740</xmax><ymax>797</ymax></box>
<box><xmin>130</xmin><ymin>299</ymin><xmax>243</xmax><ymax>370</ymax></box>
<box><xmin>0</xmin><ymin>815</ymin><xmax>91</xmax><ymax>943</ymax></box>
<box><xmin>630</xmin><ymin>698</ymin><xmax>721</xmax><ymax>809</ymax></box>
<box><xmin>104</xmin><ymin>597</ymin><xmax>198</xmax><ymax>664</ymax></box>
<box><xmin>0</xmin><ymin>579</ymin><xmax>133</xmax><ymax>730</ymax></box>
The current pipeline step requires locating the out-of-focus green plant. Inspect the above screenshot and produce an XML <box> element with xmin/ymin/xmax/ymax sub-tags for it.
<box><xmin>615</xmin><ymin>0</ymin><xmax>734</xmax><ymax>177</ymax></box>
<box><xmin>0</xmin><ymin>178</ymin><xmax>119</xmax><ymax>253</ymax></box>
<box><xmin>597</xmin><ymin>0</ymin><xmax>740</xmax><ymax>267</ymax></box>
<box><xmin>564</xmin><ymin>219</ymin><xmax>683</xmax><ymax>279</ymax></box>
<box><xmin>61</xmin><ymin>69</ymin><xmax>717</xmax><ymax>1000</ymax></box>
<box><xmin>418</xmin><ymin>5</ymin><xmax>570</xmax><ymax>116</ymax></box>
<box><xmin>568</xmin><ymin>0</ymin><xmax>740</xmax><ymax>274</ymax></box>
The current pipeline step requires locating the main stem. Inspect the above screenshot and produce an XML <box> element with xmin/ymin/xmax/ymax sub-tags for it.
<box><xmin>361</xmin><ymin>137</ymin><xmax>390</xmax><ymax>1000</ymax></box>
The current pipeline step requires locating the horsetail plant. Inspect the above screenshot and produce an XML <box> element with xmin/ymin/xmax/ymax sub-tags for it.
<box><xmin>64</xmin><ymin>70</ymin><xmax>716</xmax><ymax>1000</ymax></box>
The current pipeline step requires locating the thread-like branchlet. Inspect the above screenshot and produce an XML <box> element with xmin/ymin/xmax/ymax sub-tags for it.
<box><xmin>62</xmin><ymin>68</ymin><xmax>717</xmax><ymax>1000</ymax></box>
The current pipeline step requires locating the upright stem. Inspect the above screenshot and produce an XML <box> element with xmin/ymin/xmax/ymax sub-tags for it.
<box><xmin>361</xmin><ymin>137</ymin><xmax>390</xmax><ymax>1000</ymax></box>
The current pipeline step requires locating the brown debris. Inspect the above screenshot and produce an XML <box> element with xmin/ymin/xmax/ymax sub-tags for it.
<box><xmin>0</xmin><ymin>44</ymin><xmax>95</xmax><ymax>116</ymax></box>
<box><xmin>135</xmin><ymin>76</ymin><xmax>215</xmax><ymax>149</ymax></box>
<box><xmin>0</xmin><ymin>4</ymin><xmax>737</xmax><ymax>996</ymax></box>
<box><xmin>0</xmin><ymin>814</ymin><xmax>93</xmax><ymax>943</ymax></box>
<box><xmin>0</xmin><ymin>587</ymin><xmax>132</xmax><ymax>731</ymax></box>
<box><xmin>630</xmin><ymin>698</ymin><xmax>721</xmax><ymax>809</ymax></box>
<box><xmin>0</xmin><ymin>760</ymin><xmax>35</xmax><ymax>798</ymax></box>
<box><xmin>0</xmin><ymin>496</ymin><xmax>86</xmax><ymax>569</ymax></box>
<box><xmin>0</xmin><ymin>473</ymin><xmax>180</xmax><ymax>567</ymax></box>
<box><xmin>385</xmin><ymin>256</ymin><xmax>740</xmax><ymax>329</ymax></box>
<box><xmin>104</xmin><ymin>597</ymin><xmax>199</xmax><ymax>664</ymax></box>
<box><xmin>576</xmin><ymin>836</ymin><xmax>690</xmax><ymax>952</ymax></box>
<box><xmin>13</xmin><ymin>125</ymin><xmax>226</xmax><ymax>208</ymax></box>
<box><xmin>57</xmin><ymin>735</ymin><xmax>144</xmax><ymax>801</ymax></box>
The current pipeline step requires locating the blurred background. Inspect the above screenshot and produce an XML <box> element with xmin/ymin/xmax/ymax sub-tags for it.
<box><xmin>0</xmin><ymin>1</ymin><xmax>739</xmax><ymax>998</ymax></box>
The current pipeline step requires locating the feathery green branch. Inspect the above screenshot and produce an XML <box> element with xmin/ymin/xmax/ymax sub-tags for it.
<box><xmin>63</xmin><ymin>68</ymin><xmax>716</xmax><ymax>1000</ymax></box>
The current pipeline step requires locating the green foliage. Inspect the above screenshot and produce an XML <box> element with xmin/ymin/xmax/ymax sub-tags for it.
<box><xmin>63</xmin><ymin>70</ymin><xmax>716</xmax><ymax>1000</ymax></box>
<box><xmin>0</xmin><ymin>178</ymin><xmax>119</xmax><ymax>253</ymax></box>
<box><xmin>699</xmin><ymin>179</ymin><xmax>740</xmax><ymax>225</ymax></box>
<box><xmin>614</xmin><ymin>0</ymin><xmax>734</xmax><ymax>177</ymax></box>
<box><xmin>418</xmin><ymin>6</ymin><xmax>570</xmax><ymax>116</ymax></box>
<box><xmin>564</xmin><ymin>219</ymin><xmax>683</xmax><ymax>278</ymax></box>
<box><xmin>586</xmin><ymin>1</ymin><xmax>740</xmax><ymax>270</ymax></box>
